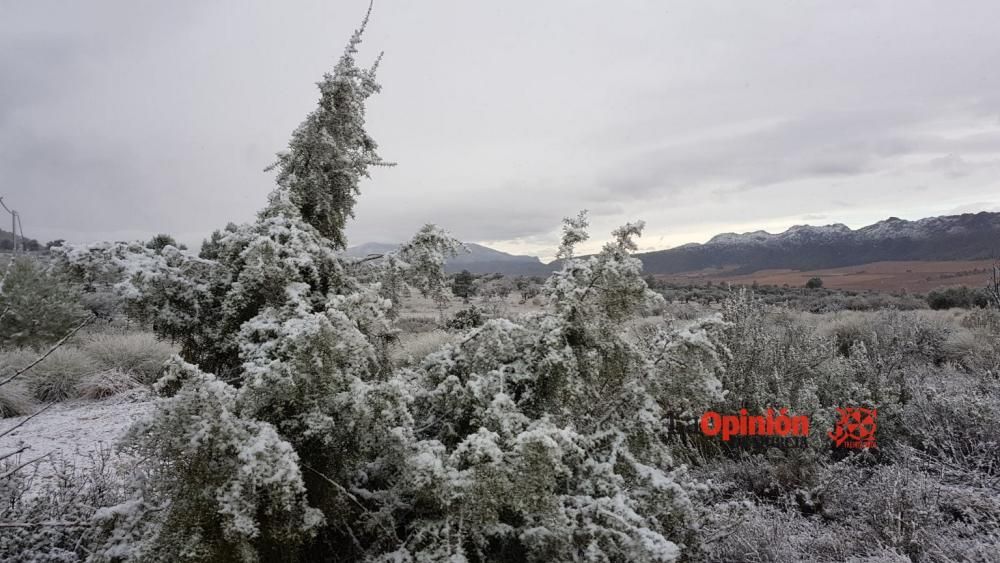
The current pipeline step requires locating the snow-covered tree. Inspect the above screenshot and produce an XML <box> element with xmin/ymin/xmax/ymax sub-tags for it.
<box><xmin>0</xmin><ymin>256</ymin><xmax>87</xmax><ymax>348</ymax></box>
<box><xmin>381</xmin><ymin>213</ymin><xmax>724</xmax><ymax>561</ymax></box>
<box><xmin>266</xmin><ymin>7</ymin><xmax>392</xmax><ymax>249</ymax></box>
<box><xmin>57</xmin><ymin>13</ymin><xmax>727</xmax><ymax>562</ymax></box>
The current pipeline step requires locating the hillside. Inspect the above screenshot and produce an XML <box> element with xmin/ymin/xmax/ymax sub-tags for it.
<box><xmin>348</xmin><ymin>212</ymin><xmax>1000</xmax><ymax>285</ymax></box>
<box><xmin>636</xmin><ymin>212</ymin><xmax>1000</xmax><ymax>275</ymax></box>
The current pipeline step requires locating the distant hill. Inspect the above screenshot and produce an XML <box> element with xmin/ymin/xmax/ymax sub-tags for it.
<box><xmin>344</xmin><ymin>241</ymin><xmax>551</xmax><ymax>275</ymax></box>
<box><xmin>636</xmin><ymin>212</ymin><xmax>1000</xmax><ymax>275</ymax></box>
<box><xmin>347</xmin><ymin>212</ymin><xmax>1000</xmax><ymax>281</ymax></box>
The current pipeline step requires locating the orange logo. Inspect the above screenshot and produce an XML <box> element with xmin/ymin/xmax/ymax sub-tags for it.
<box><xmin>829</xmin><ymin>407</ymin><xmax>877</xmax><ymax>448</ymax></box>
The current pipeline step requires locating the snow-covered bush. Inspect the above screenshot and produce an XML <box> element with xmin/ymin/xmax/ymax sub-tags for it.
<box><xmin>899</xmin><ymin>365</ymin><xmax>1000</xmax><ymax>477</ymax></box>
<box><xmin>716</xmin><ymin>289</ymin><xmax>827</xmax><ymax>413</ymax></box>
<box><xmin>0</xmin><ymin>447</ymin><xmax>128</xmax><ymax>562</ymax></box>
<box><xmin>446</xmin><ymin>305</ymin><xmax>484</xmax><ymax>329</ymax></box>
<box><xmin>91</xmin><ymin>359</ymin><xmax>323</xmax><ymax>562</ymax></box>
<box><xmin>378</xmin><ymin>213</ymin><xmax>724</xmax><ymax>561</ymax></box>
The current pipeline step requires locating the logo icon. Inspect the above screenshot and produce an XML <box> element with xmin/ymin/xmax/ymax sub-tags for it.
<box><xmin>829</xmin><ymin>407</ymin><xmax>877</xmax><ymax>448</ymax></box>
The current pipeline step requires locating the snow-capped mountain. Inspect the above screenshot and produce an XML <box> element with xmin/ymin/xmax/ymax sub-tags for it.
<box><xmin>637</xmin><ymin>211</ymin><xmax>1000</xmax><ymax>275</ymax></box>
<box><xmin>349</xmin><ymin>212</ymin><xmax>1000</xmax><ymax>277</ymax></box>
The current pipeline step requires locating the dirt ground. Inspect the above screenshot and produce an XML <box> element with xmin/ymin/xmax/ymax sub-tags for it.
<box><xmin>656</xmin><ymin>259</ymin><xmax>997</xmax><ymax>292</ymax></box>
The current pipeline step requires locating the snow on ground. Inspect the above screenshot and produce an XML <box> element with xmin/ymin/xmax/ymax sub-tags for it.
<box><xmin>0</xmin><ymin>390</ymin><xmax>153</xmax><ymax>489</ymax></box>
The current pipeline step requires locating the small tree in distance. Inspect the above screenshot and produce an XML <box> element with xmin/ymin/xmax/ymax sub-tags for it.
<box><xmin>805</xmin><ymin>276</ymin><xmax>824</xmax><ymax>289</ymax></box>
<box><xmin>451</xmin><ymin>268</ymin><xmax>476</xmax><ymax>302</ymax></box>
<box><xmin>145</xmin><ymin>233</ymin><xmax>187</xmax><ymax>251</ymax></box>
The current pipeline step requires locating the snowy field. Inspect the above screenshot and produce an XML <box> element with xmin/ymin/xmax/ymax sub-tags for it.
<box><xmin>0</xmin><ymin>390</ymin><xmax>151</xmax><ymax>489</ymax></box>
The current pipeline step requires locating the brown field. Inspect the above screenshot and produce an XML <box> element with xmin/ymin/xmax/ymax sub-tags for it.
<box><xmin>656</xmin><ymin>260</ymin><xmax>997</xmax><ymax>293</ymax></box>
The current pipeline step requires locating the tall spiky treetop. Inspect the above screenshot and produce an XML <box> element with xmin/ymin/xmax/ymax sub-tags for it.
<box><xmin>268</xmin><ymin>11</ymin><xmax>391</xmax><ymax>249</ymax></box>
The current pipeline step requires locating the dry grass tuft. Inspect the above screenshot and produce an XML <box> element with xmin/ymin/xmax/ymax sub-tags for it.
<box><xmin>76</xmin><ymin>368</ymin><xmax>142</xmax><ymax>400</ymax></box>
<box><xmin>82</xmin><ymin>332</ymin><xmax>175</xmax><ymax>384</ymax></box>
<box><xmin>26</xmin><ymin>347</ymin><xmax>95</xmax><ymax>402</ymax></box>
<box><xmin>0</xmin><ymin>383</ymin><xmax>35</xmax><ymax>417</ymax></box>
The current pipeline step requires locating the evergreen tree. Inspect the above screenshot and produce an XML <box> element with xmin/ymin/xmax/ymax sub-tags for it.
<box><xmin>0</xmin><ymin>256</ymin><xmax>87</xmax><ymax>348</ymax></box>
<box><xmin>266</xmin><ymin>7</ymin><xmax>392</xmax><ymax>249</ymax></box>
<box><xmin>451</xmin><ymin>269</ymin><xmax>476</xmax><ymax>302</ymax></box>
<box><xmin>64</xmin><ymin>12</ymin><xmax>720</xmax><ymax>563</ymax></box>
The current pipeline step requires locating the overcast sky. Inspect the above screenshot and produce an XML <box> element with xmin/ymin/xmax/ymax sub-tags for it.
<box><xmin>3</xmin><ymin>1</ymin><xmax>1000</xmax><ymax>260</ymax></box>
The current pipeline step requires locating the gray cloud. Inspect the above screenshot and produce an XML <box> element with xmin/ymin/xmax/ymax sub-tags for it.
<box><xmin>3</xmin><ymin>1</ymin><xmax>1000</xmax><ymax>254</ymax></box>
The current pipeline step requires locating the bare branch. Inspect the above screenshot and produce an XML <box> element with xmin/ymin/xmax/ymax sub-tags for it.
<box><xmin>351</xmin><ymin>253</ymin><xmax>385</xmax><ymax>265</ymax></box>
<box><xmin>0</xmin><ymin>521</ymin><xmax>87</xmax><ymax>528</ymax></box>
<box><xmin>0</xmin><ymin>451</ymin><xmax>52</xmax><ymax>480</ymax></box>
<box><xmin>0</xmin><ymin>445</ymin><xmax>29</xmax><ymax>463</ymax></box>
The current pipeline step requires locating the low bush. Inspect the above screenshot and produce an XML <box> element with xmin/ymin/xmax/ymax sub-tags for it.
<box><xmin>445</xmin><ymin>305</ymin><xmax>484</xmax><ymax>330</ymax></box>
<box><xmin>927</xmin><ymin>285</ymin><xmax>991</xmax><ymax>309</ymax></box>
<box><xmin>0</xmin><ymin>447</ymin><xmax>129</xmax><ymax>559</ymax></box>
<box><xmin>0</xmin><ymin>256</ymin><xmax>87</xmax><ymax>348</ymax></box>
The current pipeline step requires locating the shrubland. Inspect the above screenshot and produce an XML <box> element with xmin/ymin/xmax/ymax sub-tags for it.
<box><xmin>1</xmin><ymin>12</ymin><xmax>998</xmax><ymax>563</ymax></box>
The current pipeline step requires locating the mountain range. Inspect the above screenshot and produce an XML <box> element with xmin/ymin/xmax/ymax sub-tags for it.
<box><xmin>348</xmin><ymin>211</ymin><xmax>1000</xmax><ymax>278</ymax></box>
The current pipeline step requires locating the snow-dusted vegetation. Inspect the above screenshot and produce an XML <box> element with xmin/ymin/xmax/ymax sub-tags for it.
<box><xmin>2</xmin><ymin>14</ymin><xmax>999</xmax><ymax>563</ymax></box>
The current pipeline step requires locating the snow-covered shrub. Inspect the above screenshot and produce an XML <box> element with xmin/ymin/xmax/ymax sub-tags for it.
<box><xmin>55</xmin><ymin>239</ymin><xmax>232</xmax><ymax>374</ymax></box>
<box><xmin>76</xmin><ymin>368</ymin><xmax>141</xmax><ymax>400</ymax></box>
<box><xmin>82</xmin><ymin>332</ymin><xmax>175</xmax><ymax>384</ymax></box>
<box><xmin>957</xmin><ymin>308</ymin><xmax>1000</xmax><ymax>375</ymax></box>
<box><xmin>0</xmin><ymin>256</ymin><xmax>87</xmax><ymax>348</ymax></box>
<box><xmin>900</xmin><ymin>365</ymin><xmax>1000</xmax><ymax>477</ymax></box>
<box><xmin>79</xmin><ymin>287</ymin><xmax>124</xmax><ymax>320</ymax></box>
<box><xmin>716</xmin><ymin>289</ymin><xmax>828</xmax><ymax>413</ymax></box>
<box><xmin>446</xmin><ymin>305</ymin><xmax>484</xmax><ymax>329</ymax></box>
<box><xmin>380</xmin><ymin>213</ymin><xmax>723</xmax><ymax>561</ymax></box>
<box><xmin>92</xmin><ymin>359</ymin><xmax>323</xmax><ymax>561</ymax></box>
<box><xmin>74</xmin><ymin>15</ymin><xmax>460</xmax><ymax>561</ymax></box>
<box><xmin>819</xmin><ymin>461</ymin><xmax>1000</xmax><ymax>561</ymax></box>
<box><xmin>660</xmin><ymin>301</ymin><xmax>707</xmax><ymax>321</ymax></box>
<box><xmin>702</xmin><ymin>499</ymin><xmax>909</xmax><ymax>562</ymax></box>
<box><xmin>822</xmin><ymin>309</ymin><xmax>956</xmax><ymax>367</ymax></box>
<box><xmin>26</xmin><ymin>347</ymin><xmax>95</xmax><ymax>402</ymax></box>
<box><xmin>0</xmin><ymin>447</ymin><xmax>128</xmax><ymax>562</ymax></box>
<box><xmin>266</xmin><ymin>15</ymin><xmax>391</xmax><ymax>250</ymax></box>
